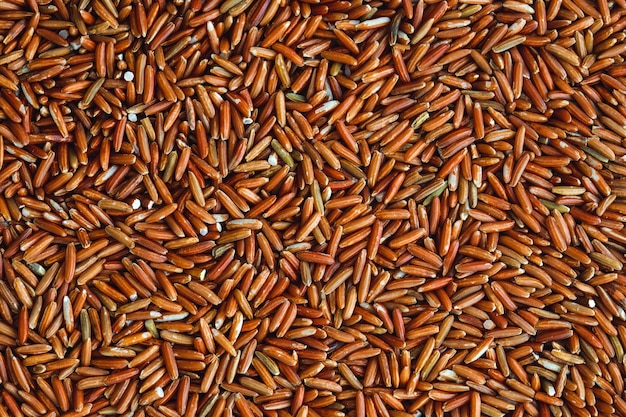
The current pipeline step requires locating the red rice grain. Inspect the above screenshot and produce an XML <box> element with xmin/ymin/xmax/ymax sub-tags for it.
<box><xmin>1</xmin><ymin>0</ymin><xmax>626</xmax><ymax>416</ymax></box>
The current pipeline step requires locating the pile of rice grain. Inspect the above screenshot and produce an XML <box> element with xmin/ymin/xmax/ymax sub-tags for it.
<box><xmin>0</xmin><ymin>0</ymin><xmax>626</xmax><ymax>416</ymax></box>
